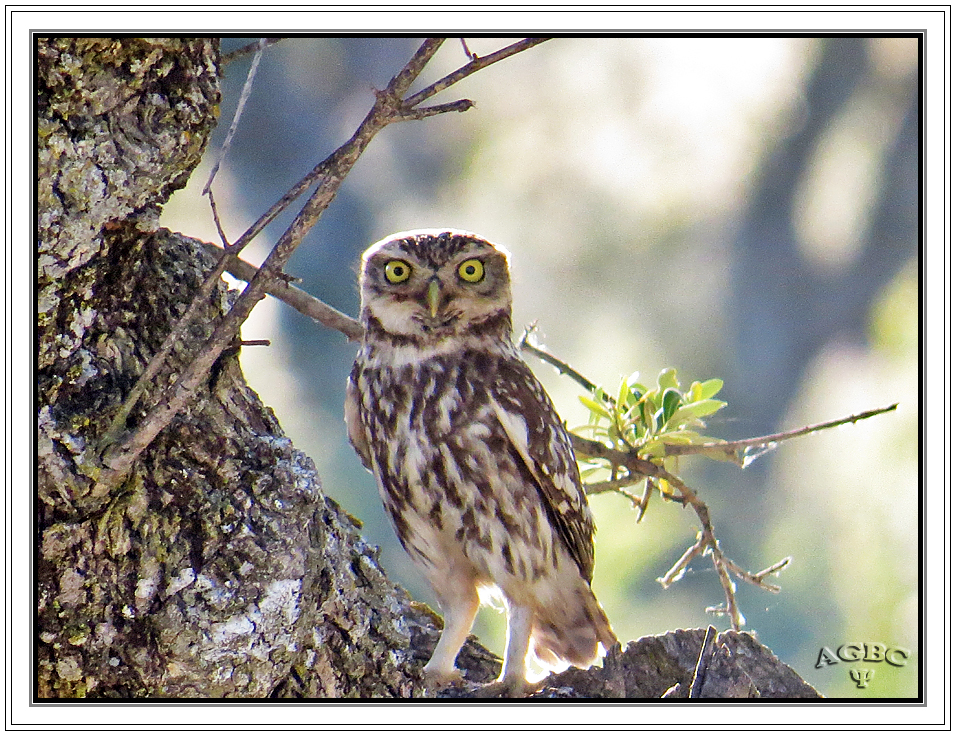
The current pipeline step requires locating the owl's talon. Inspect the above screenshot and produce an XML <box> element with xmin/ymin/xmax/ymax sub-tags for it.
<box><xmin>421</xmin><ymin>668</ymin><xmax>464</xmax><ymax>693</ymax></box>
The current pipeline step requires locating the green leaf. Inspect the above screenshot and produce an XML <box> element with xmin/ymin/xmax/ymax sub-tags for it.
<box><xmin>579</xmin><ymin>465</ymin><xmax>609</xmax><ymax>480</ymax></box>
<box><xmin>656</xmin><ymin>429</ymin><xmax>702</xmax><ymax>445</ymax></box>
<box><xmin>617</xmin><ymin>377</ymin><xmax>637</xmax><ymax>411</ymax></box>
<box><xmin>579</xmin><ymin>394</ymin><xmax>612</xmax><ymax>420</ymax></box>
<box><xmin>639</xmin><ymin>438</ymin><xmax>665</xmax><ymax>458</ymax></box>
<box><xmin>696</xmin><ymin>378</ymin><xmax>724</xmax><ymax>400</ymax></box>
<box><xmin>642</xmin><ymin>399</ymin><xmax>658</xmax><ymax>434</ymax></box>
<box><xmin>664</xmin><ymin>403</ymin><xmax>723</xmax><ymax>432</ymax></box>
<box><xmin>571</xmin><ymin>423</ymin><xmax>609</xmax><ymax>437</ymax></box>
<box><xmin>657</xmin><ymin>367</ymin><xmax>680</xmax><ymax>391</ymax></box>
<box><xmin>681</xmin><ymin>399</ymin><xmax>727</xmax><ymax>419</ymax></box>
<box><xmin>663</xmin><ymin>406</ymin><xmax>701</xmax><ymax>430</ymax></box>
<box><xmin>661</xmin><ymin>387</ymin><xmax>682</xmax><ymax>423</ymax></box>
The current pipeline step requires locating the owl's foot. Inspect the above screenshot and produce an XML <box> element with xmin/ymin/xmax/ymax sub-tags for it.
<box><xmin>421</xmin><ymin>667</ymin><xmax>465</xmax><ymax>694</ymax></box>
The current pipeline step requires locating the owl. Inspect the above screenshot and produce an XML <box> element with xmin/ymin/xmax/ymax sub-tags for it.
<box><xmin>345</xmin><ymin>229</ymin><xmax>616</xmax><ymax>692</ymax></box>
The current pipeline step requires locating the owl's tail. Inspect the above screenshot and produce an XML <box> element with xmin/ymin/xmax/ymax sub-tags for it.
<box><xmin>530</xmin><ymin>582</ymin><xmax>617</xmax><ymax>669</ymax></box>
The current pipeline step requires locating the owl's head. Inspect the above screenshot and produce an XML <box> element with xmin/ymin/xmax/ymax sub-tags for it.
<box><xmin>358</xmin><ymin>229</ymin><xmax>513</xmax><ymax>343</ymax></box>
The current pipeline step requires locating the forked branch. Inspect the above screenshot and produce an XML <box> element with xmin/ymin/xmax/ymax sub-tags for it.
<box><xmin>522</xmin><ymin>335</ymin><xmax>891</xmax><ymax>630</ymax></box>
<box><xmin>95</xmin><ymin>37</ymin><xmax>549</xmax><ymax>494</ymax></box>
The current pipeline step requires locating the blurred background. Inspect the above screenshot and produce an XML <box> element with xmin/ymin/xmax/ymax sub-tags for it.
<box><xmin>162</xmin><ymin>36</ymin><xmax>920</xmax><ymax>698</ymax></box>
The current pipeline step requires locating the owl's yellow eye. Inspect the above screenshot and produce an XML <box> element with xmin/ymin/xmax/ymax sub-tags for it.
<box><xmin>457</xmin><ymin>258</ymin><xmax>484</xmax><ymax>283</ymax></box>
<box><xmin>384</xmin><ymin>260</ymin><xmax>412</xmax><ymax>284</ymax></box>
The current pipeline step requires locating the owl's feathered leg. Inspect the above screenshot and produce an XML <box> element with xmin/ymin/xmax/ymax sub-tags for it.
<box><xmin>423</xmin><ymin>585</ymin><xmax>480</xmax><ymax>683</ymax></box>
<box><xmin>498</xmin><ymin>602</ymin><xmax>534</xmax><ymax>694</ymax></box>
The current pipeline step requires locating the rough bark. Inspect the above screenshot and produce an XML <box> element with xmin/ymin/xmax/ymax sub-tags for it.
<box><xmin>35</xmin><ymin>36</ymin><xmax>820</xmax><ymax>700</ymax></box>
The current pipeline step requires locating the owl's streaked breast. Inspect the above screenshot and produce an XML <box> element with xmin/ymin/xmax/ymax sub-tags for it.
<box><xmin>351</xmin><ymin>346</ymin><xmax>558</xmax><ymax>583</ymax></box>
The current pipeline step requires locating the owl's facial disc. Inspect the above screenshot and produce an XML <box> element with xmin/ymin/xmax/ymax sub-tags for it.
<box><xmin>360</xmin><ymin>231</ymin><xmax>512</xmax><ymax>341</ymax></box>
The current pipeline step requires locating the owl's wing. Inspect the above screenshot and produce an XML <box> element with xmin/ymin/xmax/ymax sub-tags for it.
<box><xmin>490</xmin><ymin>358</ymin><xmax>596</xmax><ymax>581</ymax></box>
<box><xmin>345</xmin><ymin>365</ymin><xmax>373</xmax><ymax>470</ymax></box>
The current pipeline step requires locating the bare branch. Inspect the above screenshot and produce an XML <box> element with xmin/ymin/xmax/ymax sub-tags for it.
<box><xmin>203</xmin><ymin>38</ymin><xmax>267</xmax><ymax>196</ymax></box>
<box><xmin>658</xmin><ymin>537</ymin><xmax>706</xmax><ymax>588</ymax></box>
<box><xmin>530</xmin><ymin>337</ymin><xmax>897</xmax><ymax>469</ymax></box>
<box><xmin>404</xmin><ymin>38</ymin><xmax>550</xmax><ymax>108</ymax></box>
<box><xmin>583</xmin><ymin>473</ymin><xmax>643</xmax><ymax>496</ymax></box>
<box><xmin>519</xmin><ymin>325</ymin><xmax>605</xmax><ymax>397</ymax></box>
<box><xmin>202</xmin><ymin>240</ymin><xmax>364</xmax><ymax>341</ymax></box>
<box><xmin>571</xmin><ymin>434</ymin><xmax>753</xmax><ymax>630</ymax></box>
<box><xmin>220</xmin><ymin>38</ymin><xmax>283</xmax><ymax>66</ymax></box>
<box><xmin>98</xmin><ymin>37</ymin><xmax>269</xmax><ymax>451</ymax></box>
<box><xmin>663</xmin><ymin>404</ymin><xmax>899</xmax><ymax>462</ymax></box>
<box><xmin>460</xmin><ymin>38</ymin><xmax>478</xmax><ymax>62</ymax></box>
<box><xmin>724</xmin><ymin>555</ymin><xmax>791</xmax><ymax>594</ymax></box>
<box><xmin>95</xmin><ymin>39</ymin><xmax>446</xmax><ymax>492</ymax></box>
<box><xmin>393</xmin><ymin>99</ymin><xmax>475</xmax><ymax>121</ymax></box>
<box><xmin>95</xmin><ymin>37</ymin><xmax>550</xmax><ymax>493</ymax></box>
<box><xmin>206</xmin><ymin>190</ymin><xmax>231</xmax><ymax>248</ymax></box>
<box><xmin>97</xmin><ymin>233</ymin><xmax>237</xmax><ymax>451</ymax></box>
<box><xmin>709</xmin><ymin>550</ymin><xmax>746</xmax><ymax>630</ymax></box>
<box><xmin>570</xmin><ymin>434</ymin><xmax>664</xmax><ymax>479</ymax></box>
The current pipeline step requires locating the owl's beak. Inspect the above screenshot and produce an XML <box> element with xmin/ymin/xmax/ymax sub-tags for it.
<box><xmin>426</xmin><ymin>278</ymin><xmax>441</xmax><ymax>319</ymax></box>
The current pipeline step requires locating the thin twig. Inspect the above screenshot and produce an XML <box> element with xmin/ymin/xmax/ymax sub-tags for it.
<box><xmin>571</xmin><ymin>434</ymin><xmax>749</xmax><ymax>629</ymax></box>
<box><xmin>98</xmin><ymin>39</ymin><xmax>268</xmax><ymax>449</ymax></box>
<box><xmin>711</xmin><ymin>549</ymin><xmax>745</xmax><ymax>629</ymax></box>
<box><xmin>570</xmin><ymin>434</ymin><xmax>665</xmax><ymax>479</ymax></box>
<box><xmin>404</xmin><ymin>38</ymin><xmax>550</xmax><ymax>109</ymax></box>
<box><xmin>658</xmin><ymin>536</ymin><xmax>706</xmax><ymax>588</ymax></box>
<box><xmin>529</xmin><ymin>334</ymin><xmax>897</xmax><ymax>469</ymax></box>
<box><xmin>460</xmin><ymin>38</ymin><xmax>478</xmax><ymax>61</ymax></box>
<box><xmin>98</xmin><ymin>234</ymin><xmax>236</xmax><ymax>450</ymax></box>
<box><xmin>202</xmin><ymin>240</ymin><xmax>364</xmax><ymax>341</ymax></box>
<box><xmin>95</xmin><ymin>38</ymin><xmax>448</xmax><ymax>492</ymax></box>
<box><xmin>723</xmin><ymin>555</ymin><xmax>791</xmax><ymax>594</ymax></box>
<box><xmin>220</xmin><ymin>38</ymin><xmax>283</xmax><ymax>66</ymax></box>
<box><xmin>519</xmin><ymin>326</ymin><xmax>604</xmax><ymax>397</ymax></box>
<box><xmin>203</xmin><ymin>39</ymin><xmax>547</xmax><ymax>271</ymax></box>
<box><xmin>204</xmin><ymin>37</ymin><xmax>267</xmax><ymax>195</ymax></box>
<box><xmin>633</xmin><ymin>477</ymin><xmax>653</xmax><ymax>523</ymax></box>
<box><xmin>393</xmin><ymin>99</ymin><xmax>475</xmax><ymax>121</ymax></box>
<box><xmin>754</xmin><ymin>556</ymin><xmax>792</xmax><ymax>580</ymax></box>
<box><xmin>689</xmin><ymin>625</ymin><xmax>718</xmax><ymax>699</ymax></box>
<box><xmin>95</xmin><ymin>37</ymin><xmax>550</xmax><ymax>493</ymax></box>
<box><xmin>531</xmin><ymin>335</ymin><xmax>898</xmax><ymax>625</ymax></box>
<box><xmin>663</xmin><ymin>404</ymin><xmax>899</xmax><ymax>460</ymax></box>
<box><xmin>207</xmin><ymin>190</ymin><xmax>231</xmax><ymax>248</ymax></box>
<box><xmin>582</xmin><ymin>472</ymin><xmax>643</xmax><ymax>496</ymax></box>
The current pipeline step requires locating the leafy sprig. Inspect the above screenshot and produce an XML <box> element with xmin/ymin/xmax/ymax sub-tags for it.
<box><xmin>518</xmin><ymin>326</ymin><xmax>896</xmax><ymax>630</ymax></box>
<box><xmin>576</xmin><ymin>368</ymin><xmax>726</xmax><ymax>466</ymax></box>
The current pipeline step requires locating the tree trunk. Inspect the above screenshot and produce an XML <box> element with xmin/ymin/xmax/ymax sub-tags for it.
<box><xmin>35</xmin><ymin>36</ymin><xmax>819</xmax><ymax>700</ymax></box>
